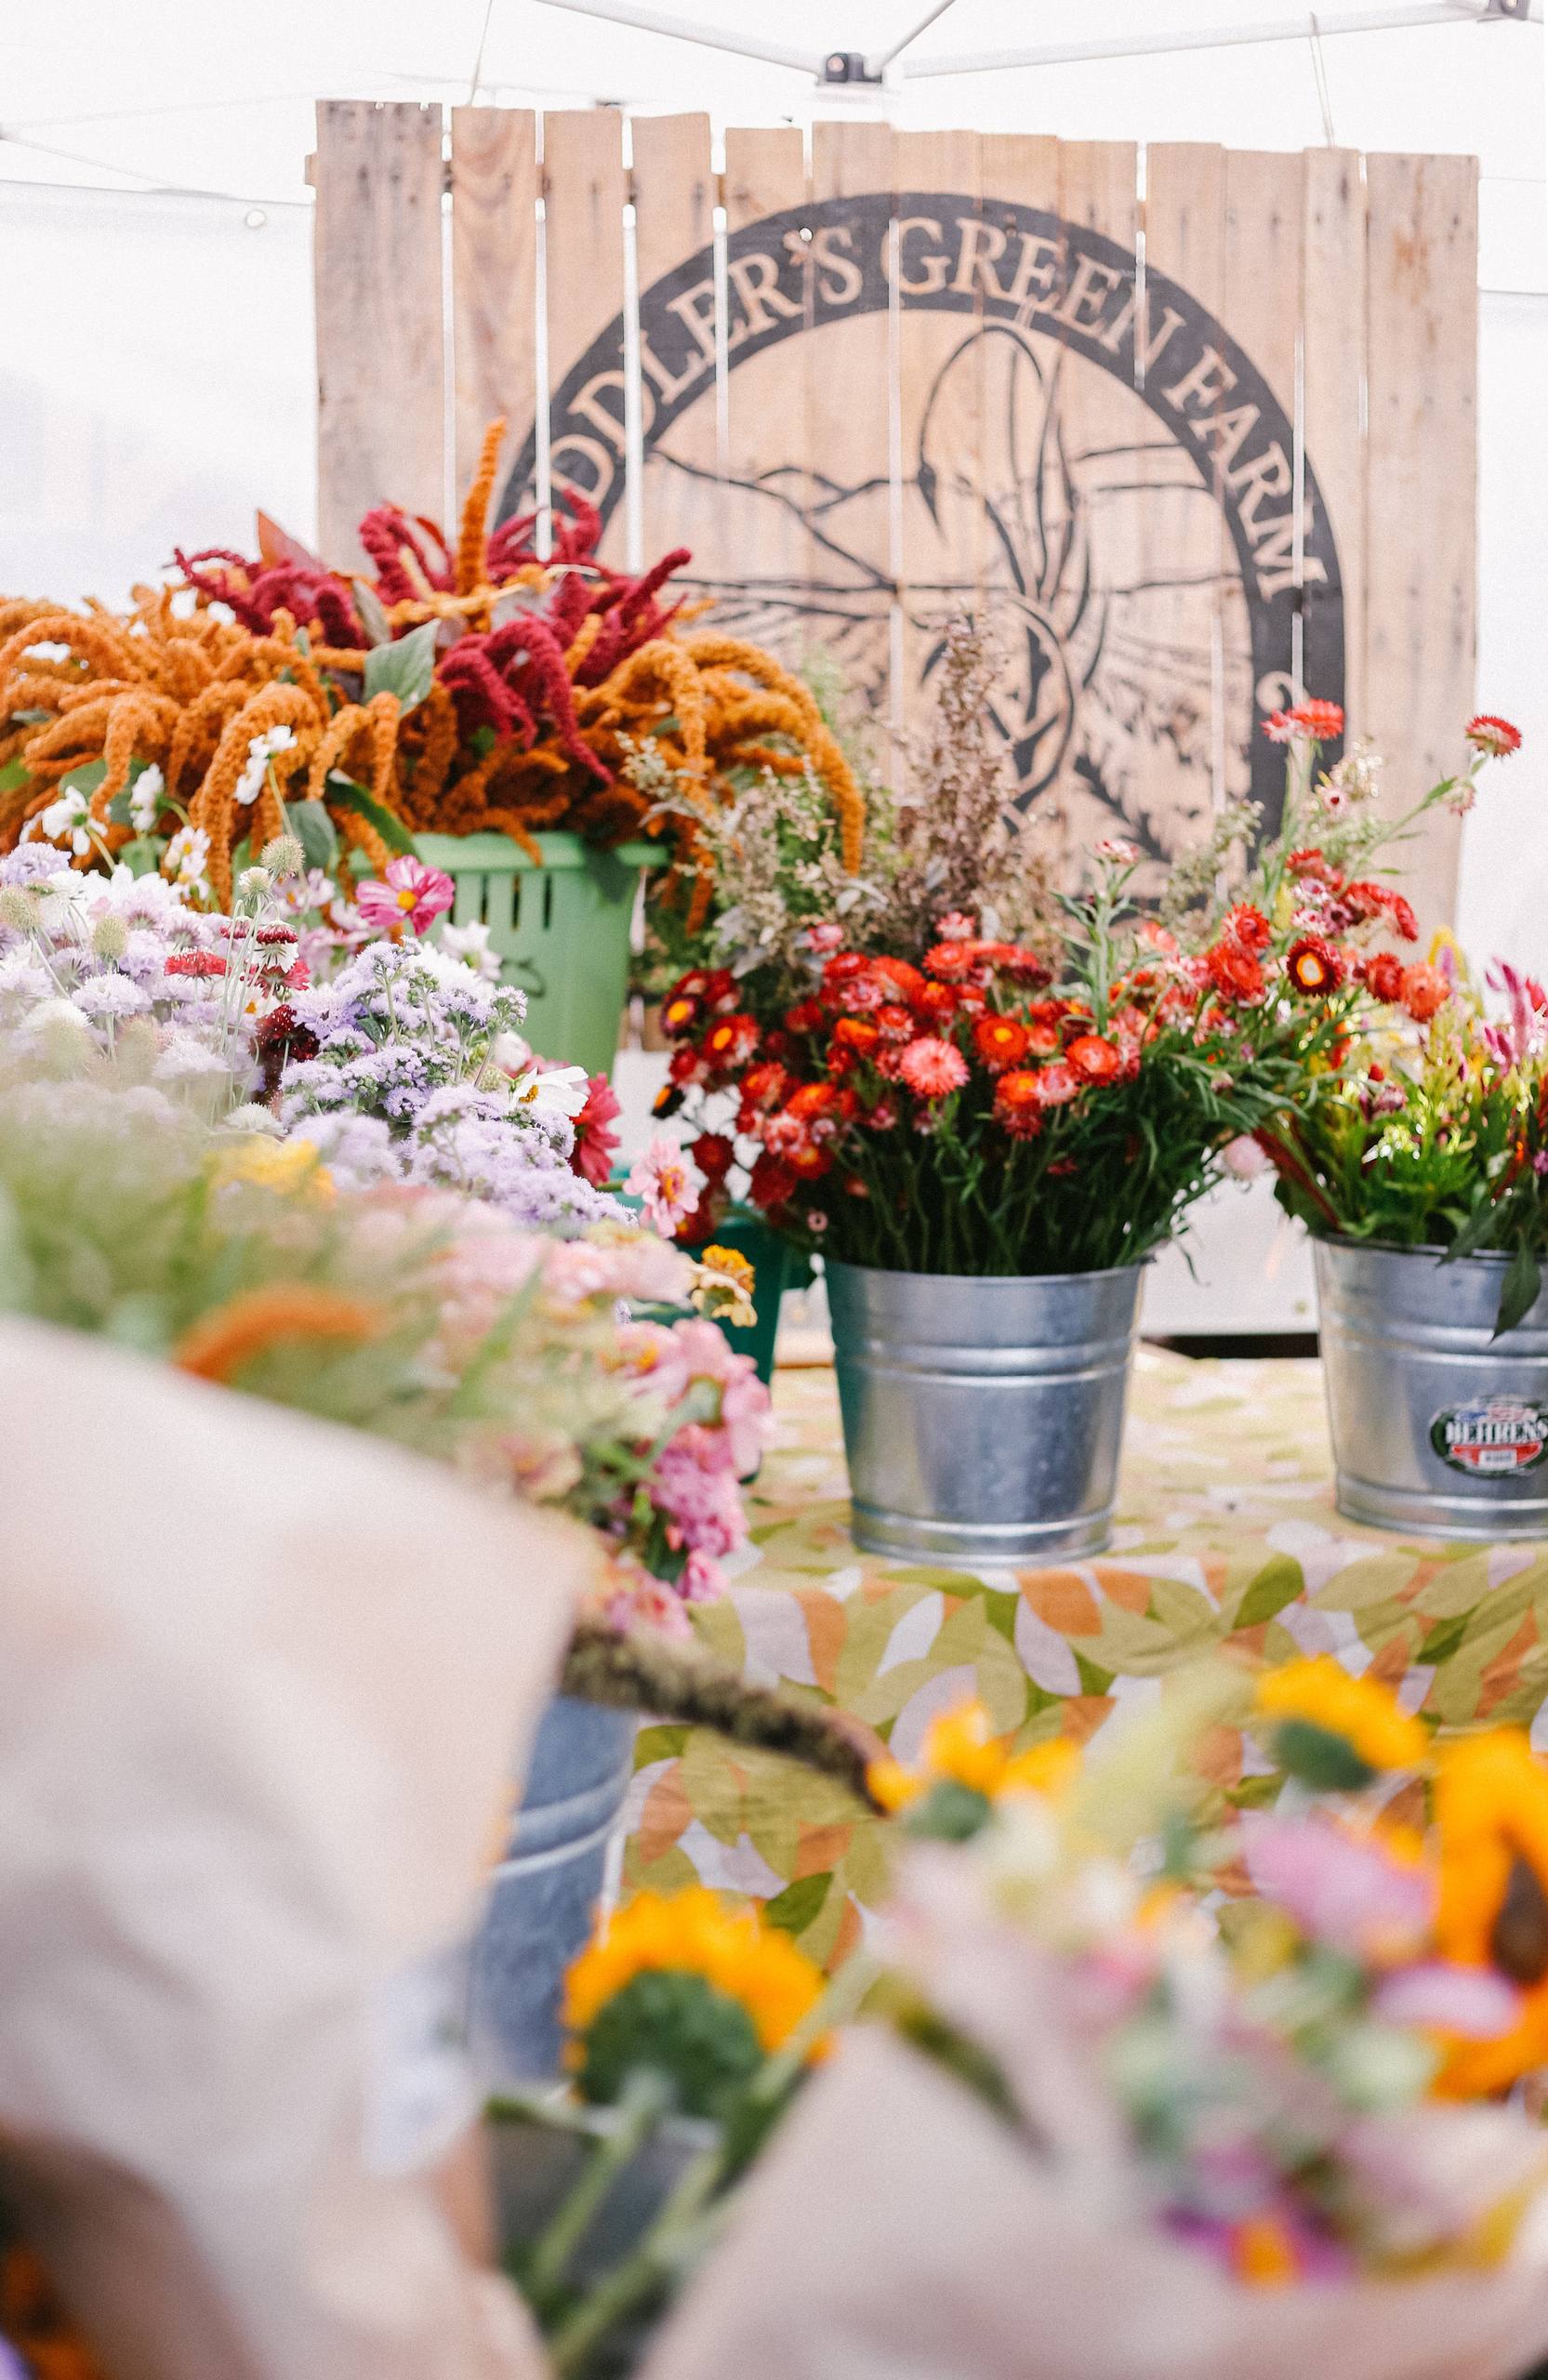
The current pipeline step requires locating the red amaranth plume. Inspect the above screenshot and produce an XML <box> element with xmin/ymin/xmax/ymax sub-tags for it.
<box><xmin>357</xmin><ymin>506</ymin><xmax>455</xmax><ymax>603</ymax></box>
<box><xmin>482</xmin><ymin>614</ymin><xmax>612</xmax><ymax>781</ymax></box>
<box><xmin>175</xmin><ymin>549</ymin><xmax>364</xmax><ymax>647</ymax></box>
<box><xmin>546</xmin><ymin>567</ymin><xmax>595</xmax><ymax>645</ymax></box>
<box><xmin>576</xmin><ymin>546</ymin><xmax>691</xmax><ymax>686</ymax></box>
<box><xmin>484</xmin><ymin>509</ymin><xmax>540</xmax><ymax>580</ymax></box>
<box><xmin>438</xmin><ymin>643</ymin><xmax>537</xmax><ymax>745</ymax></box>
<box><xmin>174</xmin><ymin>548</ymin><xmax>271</xmax><ymax>632</ymax></box>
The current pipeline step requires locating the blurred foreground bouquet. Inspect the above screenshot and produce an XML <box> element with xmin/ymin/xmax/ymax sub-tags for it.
<box><xmin>0</xmin><ymin>1053</ymin><xmax>767</xmax><ymax>1632</ymax></box>
<box><xmin>643</xmin><ymin>1670</ymin><xmax>1548</xmax><ymax>2380</ymax></box>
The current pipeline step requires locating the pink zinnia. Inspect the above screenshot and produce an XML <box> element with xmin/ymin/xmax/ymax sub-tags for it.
<box><xmin>570</xmin><ymin>1071</ymin><xmax>622</xmax><ymax>1187</ymax></box>
<box><xmin>897</xmin><ymin>1035</ymin><xmax>969</xmax><ymax>1099</ymax></box>
<box><xmin>356</xmin><ymin>854</ymin><xmax>456</xmax><ymax>936</ymax></box>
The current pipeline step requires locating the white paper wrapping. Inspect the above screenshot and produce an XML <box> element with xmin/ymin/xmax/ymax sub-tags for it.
<box><xmin>0</xmin><ymin>1316</ymin><xmax>597</xmax><ymax>2380</ymax></box>
<box><xmin>646</xmin><ymin>2030</ymin><xmax>1548</xmax><ymax>2380</ymax></box>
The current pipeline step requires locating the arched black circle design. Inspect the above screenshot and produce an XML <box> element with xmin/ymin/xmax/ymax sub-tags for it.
<box><xmin>501</xmin><ymin>192</ymin><xmax>1343</xmax><ymax>839</ymax></box>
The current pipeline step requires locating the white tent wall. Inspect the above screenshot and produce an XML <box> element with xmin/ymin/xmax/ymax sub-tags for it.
<box><xmin>0</xmin><ymin>2</ymin><xmax>1542</xmax><ymax>1337</ymax></box>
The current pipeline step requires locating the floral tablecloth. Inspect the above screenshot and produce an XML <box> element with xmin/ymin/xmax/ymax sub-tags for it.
<box><xmin>621</xmin><ymin>1349</ymin><xmax>1548</xmax><ymax>1968</ymax></box>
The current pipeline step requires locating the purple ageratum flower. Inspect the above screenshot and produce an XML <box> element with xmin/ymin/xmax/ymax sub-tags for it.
<box><xmin>1238</xmin><ymin>1809</ymin><xmax>1435</xmax><ymax>1964</ymax></box>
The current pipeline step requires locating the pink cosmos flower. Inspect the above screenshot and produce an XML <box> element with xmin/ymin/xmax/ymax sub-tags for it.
<box><xmin>1240</xmin><ymin>1810</ymin><xmax>1434</xmax><ymax>1964</ymax></box>
<box><xmin>624</xmin><ymin>1133</ymin><xmax>707</xmax><ymax>1236</ymax></box>
<box><xmin>355</xmin><ymin>855</ymin><xmax>456</xmax><ymax>936</ymax></box>
<box><xmin>897</xmin><ymin>1035</ymin><xmax>970</xmax><ymax>1099</ymax></box>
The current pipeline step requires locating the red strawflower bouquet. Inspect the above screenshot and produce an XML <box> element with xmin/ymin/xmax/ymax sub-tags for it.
<box><xmin>653</xmin><ymin>672</ymin><xmax>1518</xmax><ymax>1279</ymax></box>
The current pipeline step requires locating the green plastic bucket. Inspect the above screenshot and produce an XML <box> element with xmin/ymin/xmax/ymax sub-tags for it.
<box><xmin>418</xmin><ymin>831</ymin><xmax>657</xmax><ymax>1080</ymax></box>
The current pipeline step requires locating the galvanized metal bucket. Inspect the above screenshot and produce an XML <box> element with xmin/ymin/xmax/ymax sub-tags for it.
<box><xmin>470</xmin><ymin>1695</ymin><xmax>637</xmax><ymax>2081</ymax></box>
<box><xmin>825</xmin><ymin>1260</ymin><xmax>1144</xmax><ymax>1565</ymax></box>
<box><xmin>1315</xmin><ymin>1237</ymin><xmax>1548</xmax><ymax>1538</ymax></box>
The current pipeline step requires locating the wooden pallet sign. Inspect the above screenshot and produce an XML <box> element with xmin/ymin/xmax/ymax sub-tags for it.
<box><xmin>313</xmin><ymin>106</ymin><xmax>1478</xmax><ymax>925</ymax></box>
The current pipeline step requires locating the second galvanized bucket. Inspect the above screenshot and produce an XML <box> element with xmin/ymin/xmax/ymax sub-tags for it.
<box><xmin>1315</xmin><ymin>1237</ymin><xmax>1548</xmax><ymax>1539</ymax></box>
<box><xmin>825</xmin><ymin>1261</ymin><xmax>1144</xmax><ymax>1565</ymax></box>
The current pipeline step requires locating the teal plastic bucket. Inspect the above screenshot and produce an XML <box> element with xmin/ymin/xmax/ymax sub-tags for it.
<box><xmin>419</xmin><ymin>831</ymin><xmax>657</xmax><ymax>1080</ymax></box>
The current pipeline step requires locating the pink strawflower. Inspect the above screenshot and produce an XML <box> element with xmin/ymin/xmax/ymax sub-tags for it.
<box><xmin>625</xmin><ymin>1133</ymin><xmax>707</xmax><ymax>1235</ymax></box>
<box><xmin>805</xmin><ymin>921</ymin><xmax>845</xmax><ymax>952</ymax></box>
<box><xmin>934</xmin><ymin>910</ymin><xmax>976</xmax><ymax>942</ymax></box>
<box><xmin>1032</xmin><ymin>1061</ymin><xmax>1080</xmax><ymax>1107</ymax></box>
<box><xmin>355</xmin><ymin>854</ymin><xmax>456</xmax><ymax>936</ymax></box>
<box><xmin>570</xmin><ymin>1071</ymin><xmax>622</xmax><ymax>1186</ymax></box>
<box><xmin>897</xmin><ymin>1035</ymin><xmax>970</xmax><ymax>1099</ymax></box>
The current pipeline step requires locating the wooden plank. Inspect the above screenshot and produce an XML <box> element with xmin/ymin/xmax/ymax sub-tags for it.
<box><xmin>1364</xmin><ymin>151</ymin><xmax>1478</xmax><ymax>932</ymax></box>
<box><xmin>629</xmin><ymin>112</ymin><xmax>720</xmax><ymax>578</ymax></box>
<box><xmin>893</xmin><ymin>127</ymin><xmax>983</xmax><ymax>732</ymax></box>
<box><xmin>541</xmin><ymin>110</ymin><xmax>629</xmax><ymax>559</ymax></box>
<box><xmin>1042</xmin><ymin>140</ymin><xmax>1142</xmax><ymax>875</ymax></box>
<box><xmin>450</xmin><ymin>108</ymin><xmax>537</xmax><ymax>511</ymax></box>
<box><xmin>1222</xmin><ymin>151</ymin><xmax>1304</xmax><ymax>715</ymax></box>
<box><xmin>718</xmin><ymin>126</ymin><xmax>813</xmax><ymax>656</ymax></box>
<box><xmin>1141</xmin><ymin>143</ymin><xmax>1237</xmax><ymax>873</ymax></box>
<box><xmin>1302</xmin><ymin>148</ymin><xmax>1367</xmax><ymax>747</ymax></box>
<box><xmin>313</xmin><ymin>101</ymin><xmax>445</xmax><ymax>572</ymax></box>
<box><xmin>810</xmin><ymin>120</ymin><xmax>897</xmax><ymax>753</ymax></box>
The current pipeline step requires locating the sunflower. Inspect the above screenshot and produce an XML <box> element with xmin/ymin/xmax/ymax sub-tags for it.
<box><xmin>1433</xmin><ymin>1731</ymin><xmax>1548</xmax><ymax>2096</ymax></box>
<box><xmin>868</xmin><ymin>1699</ymin><xmax>1078</xmax><ymax>1833</ymax></box>
<box><xmin>1254</xmin><ymin>1657</ymin><xmax>1427</xmax><ymax>1788</ymax></box>
<box><xmin>562</xmin><ymin>1887</ymin><xmax>826</xmax><ymax>2118</ymax></box>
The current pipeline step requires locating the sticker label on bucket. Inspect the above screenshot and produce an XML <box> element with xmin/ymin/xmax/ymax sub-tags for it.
<box><xmin>1430</xmin><ymin>1399</ymin><xmax>1548</xmax><ymax>1475</ymax></box>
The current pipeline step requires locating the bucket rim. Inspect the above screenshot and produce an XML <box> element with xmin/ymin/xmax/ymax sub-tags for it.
<box><xmin>824</xmin><ymin>1255</ymin><xmax>1152</xmax><ymax>1290</ymax></box>
<box><xmin>1312</xmin><ymin>1232</ymin><xmax>1524</xmax><ymax>1274</ymax></box>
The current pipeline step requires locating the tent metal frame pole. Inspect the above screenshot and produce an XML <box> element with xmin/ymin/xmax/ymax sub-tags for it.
<box><xmin>904</xmin><ymin>0</ymin><xmax>1539</xmax><ymax>78</ymax></box>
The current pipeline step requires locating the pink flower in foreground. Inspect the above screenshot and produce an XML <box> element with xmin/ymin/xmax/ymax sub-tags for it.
<box><xmin>625</xmin><ymin>1133</ymin><xmax>707</xmax><ymax>1236</ymax></box>
<box><xmin>1240</xmin><ymin>1810</ymin><xmax>1433</xmax><ymax>1964</ymax></box>
<box><xmin>897</xmin><ymin>1035</ymin><xmax>970</xmax><ymax>1099</ymax></box>
<box><xmin>570</xmin><ymin>1071</ymin><xmax>622</xmax><ymax>1187</ymax></box>
<box><xmin>355</xmin><ymin>854</ymin><xmax>456</xmax><ymax>936</ymax></box>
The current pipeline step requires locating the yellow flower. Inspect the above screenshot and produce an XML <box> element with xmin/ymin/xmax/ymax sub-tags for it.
<box><xmin>691</xmin><ymin>1243</ymin><xmax>758</xmax><ymax>1330</ymax></box>
<box><xmin>1255</xmin><ymin>1658</ymin><xmax>1426</xmax><ymax>1775</ymax></box>
<box><xmin>867</xmin><ymin>1699</ymin><xmax>1078</xmax><ymax>1814</ymax></box>
<box><xmin>1434</xmin><ymin>1730</ymin><xmax>1548</xmax><ymax>2097</ymax></box>
<box><xmin>209</xmin><ymin>1134</ymin><xmax>334</xmax><ymax>1201</ymax></box>
<box><xmin>562</xmin><ymin>1886</ymin><xmax>825</xmax><ymax>2059</ymax></box>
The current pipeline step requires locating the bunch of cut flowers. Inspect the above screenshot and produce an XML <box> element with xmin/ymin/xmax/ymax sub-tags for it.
<box><xmin>0</xmin><ymin>423</ymin><xmax>862</xmax><ymax>913</ymax></box>
<box><xmin>0</xmin><ymin>1030</ymin><xmax>770</xmax><ymax>1635</ymax></box>
<box><xmin>1252</xmin><ymin>718</ymin><xmax>1546</xmax><ymax>1333</ymax></box>
<box><xmin>651</xmin><ymin>649</ymin><xmax>1522</xmax><ymax>1274</ymax></box>
<box><xmin>643</xmin><ymin>1670</ymin><xmax>1548</xmax><ymax>2380</ymax></box>
<box><xmin>0</xmin><ymin>831</ymin><xmax>629</xmax><ymax>1233</ymax></box>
